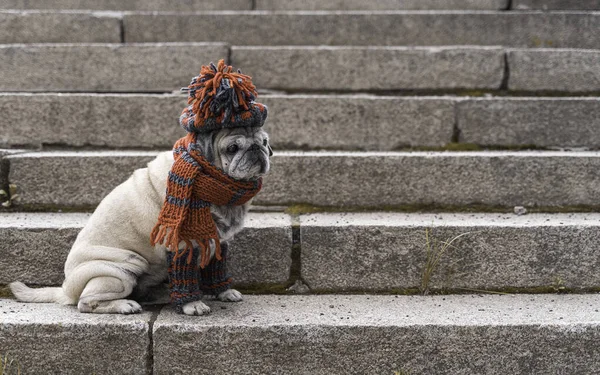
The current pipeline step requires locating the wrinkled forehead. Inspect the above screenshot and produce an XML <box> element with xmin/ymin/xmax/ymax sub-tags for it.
<box><xmin>218</xmin><ymin>127</ymin><xmax>269</xmax><ymax>144</ymax></box>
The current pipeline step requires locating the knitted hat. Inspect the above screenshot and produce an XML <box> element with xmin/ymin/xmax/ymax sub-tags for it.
<box><xmin>179</xmin><ymin>59</ymin><xmax>268</xmax><ymax>133</ymax></box>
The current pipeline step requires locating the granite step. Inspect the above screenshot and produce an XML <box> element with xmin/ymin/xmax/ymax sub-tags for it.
<box><xmin>2</xmin><ymin>94</ymin><xmax>600</xmax><ymax>150</ymax></box>
<box><xmin>0</xmin><ymin>212</ymin><xmax>292</xmax><ymax>287</ymax></box>
<box><xmin>255</xmin><ymin>0</ymin><xmax>510</xmax><ymax>10</ymax></box>
<box><xmin>4</xmin><ymin>150</ymin><xmax>600</xmax><ymax>209</ymax></box>
<box><xmin>123</xmin><ymin>11</ymin><xmax>600</xmax><ymax>49</ymax></box>
<box><xmin>0</xmin><ymin>298</ymin><xmax>153</xmax><ymax>375</ymax></box>
<box><xmin>0</xmin><ymin>43</ymin><xmax>227</xmax><ymax>92</ymax></box>
<box><xmin>299</xmin><ymin>212</ymin><xmax>600</xmax><ymax>292</ymax></box>
<box><xmin>513</xmin><ymin>0</ymin><xmax>600</xmax><ymax>10</ymax></box>
<box><xmin>234</xmin><ymin>47</ymin><xmax>600</xmax><ymax>94</ymax></box>
<box><xmin>0</xmin><ymin>0</ymin><xmax>252</xmax><ymax>11</ymax></box>
<box><xmin>0</xmin><ymin>0</ymin><xmax>510</xmax><ymax>11</ymax></box>
<box><xmin>0</xmin><ymin>44</ymin><xmax>504</xmax><ymax>92</ymax></box>
<box><xmin>1</xmin><ymin>44</ymin><xmax>599</xmax><ymax>93</ymax></box>
<box><xmin>2</xmin><ymin>212</ymin><xmax>600</xmax><ymax>292</ymax></box>
<box><xmin>508</xmin><ymin>48</ymin><xmax>600</xmax><ymax>93</ymax></box>
<box><xmin>2</xmin><ymin>294</ymin><xmax>600</xmax><ymax>374</ymax></box>
<box><xmin>232</xmin><ymin>46</ymin><xmax>505</xmax><ymax>91</ymax></box>
<box><xmin>0</xmin><ymin>10</ymin><xmax>121</xmax><ymax>43</ymax></box>
<box><xmin>0</xmin><ymin>93</ymin><xmax>457</xmax><ymax>151</ymax></box>
<box><xmin>3</xmin><ymin>10</ymin><xmax>599</xmax><ymax>49</ymax></box>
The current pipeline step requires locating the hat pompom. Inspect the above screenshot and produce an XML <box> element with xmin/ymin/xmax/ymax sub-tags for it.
<box><xmin>180</xmin><ymin>60</ymin><xmax>267</xmax><ymax>133</ymax></box>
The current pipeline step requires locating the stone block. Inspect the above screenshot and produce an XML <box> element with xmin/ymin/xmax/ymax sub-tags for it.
<box><xmin>0</xmin><ymin>93</ymin><xmax>186</xmax><ymax>148</ymax></box>
<box><xmin>0</xmin><ymin>10</ymin><xmax>120</xmax><ymax>43</ymax></box>
<box><xmin>232</xmin><ymin>47</ymin><xmax>505</xmax><ymax>91</ymax></box>
<box><xmin>300</xmin><ymin>213</ymin><xmax>600</xmax><ymax>291</ymax></box>
<box><xmin>258</xmin><ymin>151</ymin><xmax>600</xmax><ymax>208</ymax></box>
<box><xmin>256</xmin><ymin>0</ymin><xmax>509</xmax><ymax>10</ymax></box>
<box><xmin>513</xmin><ymin>0</ymin><xmax>600</xmax><ymax>10</ymax></box>
<box><xmin>261</xmin><ymin>95</ymin><xmax>455</xmax><ymax>150</ymax></box>
<box><xmin>124</xmin><ymin>12</ymin><xmax>600</xmax><ymax>49</ymax></box>
<box><xmin>0</xmin><ymin>94</ymin><xmax>454</xmax><ymax>150</ymax></box>
<box><xmin>0</xmin><ymin>43</ymin><xmax>228</xmax><ymax>92</ymax></box>
<box><xmin>458</xmin><ymin>98</ymin><xmax>600</xmax><ymax>148</ymax></box>
<box><xmin>9</xmin><ymin>151</ymin><xmax>600</xmax><ymax>209</ymax></box>
<box><xmin>0</xmin><ymin>212</ymin><xmax>292</xmax><ymax>286</ymax></box>
<box><xmin>508</xmin><ymin>49</ymin><xmax>600</xmax><ymax>93</ymax></box>
<box><xmin>0</xmin><ymin>0</ymin><xmax>251</xmax><ymax>11</ymax></box>
<box><xmin>152</xmin><ymin>294</ymin><xmax>600</xmax><ymax>375</ymax></box>
<box><xmin>0</xmin><ymin>299</ymin><xmax>151</xmax><ymax>374</ymax></box>
<box><xmin>7</xmin><ymin>151</ymin><xmax>159</xmax><ymax>208</ymax></box>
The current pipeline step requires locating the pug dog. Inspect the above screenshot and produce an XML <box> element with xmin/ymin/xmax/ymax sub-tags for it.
<box><xmin>9</xmin><ymin>126</ymin><xmax>272</xmax><ymax>316</ymax></box>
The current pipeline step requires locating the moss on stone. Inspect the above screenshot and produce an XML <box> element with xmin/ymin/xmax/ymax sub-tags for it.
<box><xmin>236</xmin><ymin>283</ymin><xmax>292</xmax><ymax>295</ymax></box>
<box><xmin>0</xmin><ymin>285</ymin><xmax>13</xmax><ymax>298</ymax></box>
<box><xmin>285</xmin><ymin>203</ymin><xmax>600</xmax><ymax>215</ymax></box>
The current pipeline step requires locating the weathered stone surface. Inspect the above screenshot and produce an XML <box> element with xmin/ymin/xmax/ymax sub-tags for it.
<box><xmin>457</xmin><ymin>98</ymin><xmax>600</xmax><ymax>148</ymax></box>
<box><xmin>153</xmin><ymin>294</ymin><xmax>600</xmax><ymax>375</ymax></box>
<box><xmin>0</xmin><ymin>10</ymin><xmax>120</xmax><ymax>43</ymax></box>
<box><xmin>0</xmin><ymin>0</ymin><xmax>251</xmax><ymax>11</ymax></box>
<box><xmin>0</xmin><ymin>150</ymin><xmax>11</xmax><ymax>192</ymax></box>
<box><xmin>224</xmin><ymin>213</ymin><xmax>293</xmax><ymax>286</ymax></box>
<box><xmin>0</xmin><ymin>212</ymin><xmax>292</xmax><ymax>286</ymax></box>
<box><xmin>0</xmin><ymin>94</ymin><xmax>454</xmax><ymax>150</ymax></box>
<box><xmin>508</xmin><ymin>49</ymin><xmax>600</xmax><ymax>93</ymax></box>
<box><xmin>0</xmin><ymin>93</ymin><xmax>186</xmax><ymax>148</ymax></box>
<box><xmin>0</xmin><ymin>213</ymin><xmax>86</xmax><ymax>285</ymax></box>
<box><xmin>261</xmin><ymin>95</ymin><xmax>455</xmax><ymax>149</ymax></box>
<box><xmin>259</xmin><ymin>151</ymin><xmax>600</xmax><ymax>207</ymax></box>
<box><xmin>0</xmin><ymin>43</ymin><xmax>228</xmax><ymax>92</ymax></box>
<box><xmin>8</xmin><ymin>151</ymin><xmax>600</xmax><ymax>208</ymax></box>
<box><xmin>300</xmin><ymin>213</ymin><xmax>600</xmax><ymax>291</ymax></box>
<box><xmin>8</xmin><ymin>151</ymin><xmax>159</xmax><ymax>208</ymax></box>
<box><xmin>125</xmin><ymin>12</ymin><xmax>600</xmax><ymax>49</ymax></box>
<box><xmin>256</xmin><ymin>0</ymin><xmax>509</xmax><ymax>10</ymax></box>
<box><xmin>514</xmin><ymin>0</ymin><xmax>600</xmax><ymax>10</ymax></box>
<box><xmin>0</xmin><ymin>299</ymin><xmax>151</xmax><ymax>374</ymax></box>
<box><xmin>0</xmin><ymin>149</ymin><xmax>23</xmax><ymax>202</ymax></box>
<box><xmin>232</xmin><ymin>47</ymin><xmax>505</xmax><ymax>91</ymax></box>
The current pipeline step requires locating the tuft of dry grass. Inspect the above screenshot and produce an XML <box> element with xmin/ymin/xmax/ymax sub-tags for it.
<box><xmin>420</xmin><ymin>229</ymin><xmax>478</xmax><ymax>295</ymax></box>
<box><xmin>0</xmin><ymin>353</ymin><xmax>21</xmax><ymax>375</ymax></box>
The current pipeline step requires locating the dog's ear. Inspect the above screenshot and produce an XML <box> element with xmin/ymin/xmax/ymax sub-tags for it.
<box><xmin>268</xmin><ymin>144</ymin><xmax>273</xmax><ymax>157</ymax></box>
<box><xmin>195</xmin><ymin>131</ymin><xmax>218</xmax><ymax>163</ymax></box>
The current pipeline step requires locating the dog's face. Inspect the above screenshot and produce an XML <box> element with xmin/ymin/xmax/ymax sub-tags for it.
<box><xmin>196</xmin><ymin>127</ymin><xmax>272</xmax><ymax>181</ymax></box>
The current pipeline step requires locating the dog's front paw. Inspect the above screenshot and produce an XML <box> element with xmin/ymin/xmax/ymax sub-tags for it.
<box><xmin>217</xmin><ymin>289</ymin><xmax>243</xmax><ymax>302</ymax></box>
<box><xmin>182</xmin><ymin>300</ymin><xmax>211</xmax><ymax>316</ymax></box>
<box><xmin>78</xmin><ymin>299</ymin><xmax>142</xmax><ymax>314</ymax></box>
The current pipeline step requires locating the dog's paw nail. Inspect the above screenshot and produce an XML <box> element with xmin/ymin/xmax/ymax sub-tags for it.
<box><xmin>218</xmin><ymin>289</ymin><xmax>243</xmax><ymax>302</ymax></box>
<box><xmin>183</xmin><ymin>301</ymin><xmax>211</xmax><ymax>316</ymax></box>
<box><xmin>122</xmin><ymin>301</ymin><xmax>142</xmax><ymax>314</ymax></box>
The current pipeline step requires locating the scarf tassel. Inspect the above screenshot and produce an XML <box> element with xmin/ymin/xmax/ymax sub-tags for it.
<box><xmin>151</xmin><ymin>224</ymin><xmax>222</xmax><ymax>269</ymax></box>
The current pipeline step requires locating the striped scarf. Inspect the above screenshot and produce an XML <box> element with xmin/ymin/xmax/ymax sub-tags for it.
<box><xmin>150</xmin><ymin>133</ymin><xmax>262</xmax><ymax>309</ymax></box>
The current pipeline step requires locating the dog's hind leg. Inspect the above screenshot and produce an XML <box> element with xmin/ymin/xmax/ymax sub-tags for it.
<box><xmin>63</xmin><ymin>247</ymin><xmax>150</xmax><ymax>314</ymax></box>
<box><xmin>77</xmin><ymin>276</ymin><xmax>141</xmax><ymax>314</ymax></box>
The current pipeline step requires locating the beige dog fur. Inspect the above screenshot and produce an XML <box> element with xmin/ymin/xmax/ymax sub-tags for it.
<box><xmin>10</xmin><ymin>127</ymin><xmax>270</xmax><ymax>316</ymax></box>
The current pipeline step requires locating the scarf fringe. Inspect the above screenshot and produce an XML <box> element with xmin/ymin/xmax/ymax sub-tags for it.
<box><xmin>151</xmin><ymin>224</ymin><xmax>222</xmax><ymax>269</ymax></box>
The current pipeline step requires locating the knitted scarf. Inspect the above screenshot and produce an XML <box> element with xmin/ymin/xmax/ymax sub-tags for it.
<box><xmin>150</xmin><ymin>132</ymin><xmax>262</xmax><ymax>308</ymax></box>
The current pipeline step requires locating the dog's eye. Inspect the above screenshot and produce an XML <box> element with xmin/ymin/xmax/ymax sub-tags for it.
<box><xmin>227</xmin><ymin>144</ymin><xmax>239</xmax><ymax>154</ymax></box>
<box><xmin>263</xmin><ymin>139</ymin><xmax>268</xmax><ymax>146</ymax></box>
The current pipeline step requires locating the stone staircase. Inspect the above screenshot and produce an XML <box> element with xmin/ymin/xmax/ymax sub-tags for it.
<box><xmin>1</xmin><ymin>1</ymin><xmax>600</xmax><ymax>374</ymax></box>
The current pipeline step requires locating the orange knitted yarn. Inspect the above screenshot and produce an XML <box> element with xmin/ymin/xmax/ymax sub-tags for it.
<box><xmin>150</xmin><ymin>133</ymin><xmax>262</xmax><ymax>269</ymax></box>
<box><xmin>191</xmin><ymin>60</ymin><xmax>256</xmax><ymax>120</ymax></box>
<box><xmin>180</xmin><ymin>59</ymin><xmax>267</xmax><ymax>133</ymax></box>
